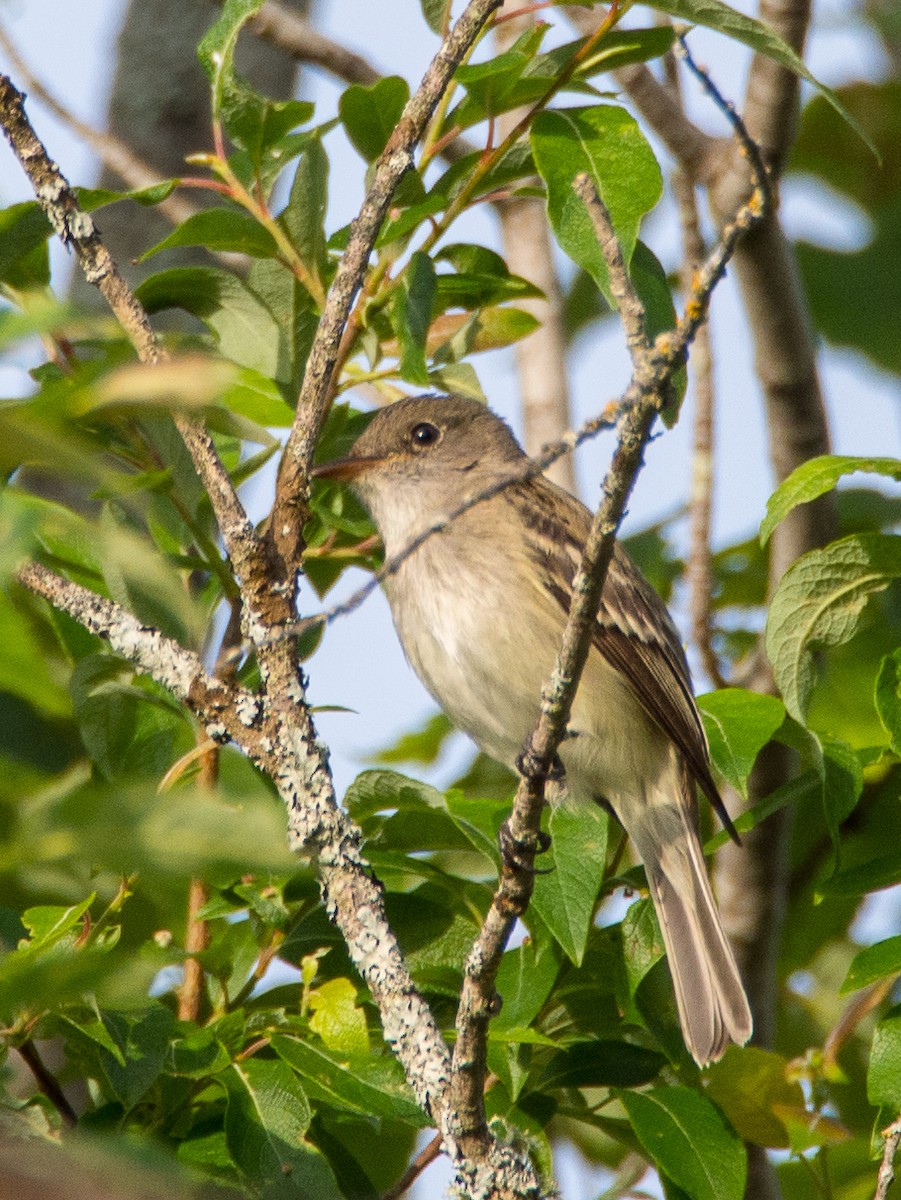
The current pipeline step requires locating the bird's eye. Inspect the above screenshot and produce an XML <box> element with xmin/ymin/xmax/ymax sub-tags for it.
<box><xmin>409</xmin><ymin>421</ymin><xmax>441</xmax><ymax>448</ymax></box>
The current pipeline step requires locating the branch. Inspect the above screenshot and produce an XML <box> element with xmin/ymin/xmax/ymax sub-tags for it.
<box><xmin>449</xmin><ymin>174</ymin><xmax>767</xmax><ymax>1147</ymax></box>
<box><xmin>248</xmin><ymin>0</ymin><xmax>381</xmax><ymax>85</ymax></box>
<box><xmin>270</xmin><ymin>0</ymin><xmax>504</xmax><ymax>571</ymax></box>
<box><xmin>0</xmin><ymin>25</ymin><xmax>198</xmax><ymax>227</ymax></box>
<box><xmin>876</xmin><ymin>1115</ymin><xmax>901</xmax><ymax>1200</ymax></box>
<box><xmin>663</xmin><ymin>53</ymin><xmax>728</xmax><ymax>691</ymax></box>
<box><xmin>17</xmin><ymin>1040</ymin><xmax>77</xmax><ymax>1127</ymax></box>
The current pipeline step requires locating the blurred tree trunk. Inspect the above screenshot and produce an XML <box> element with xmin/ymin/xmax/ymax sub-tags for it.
<box><xmin>72</xmin><ymin>0</ymin><xmax>311</xmax><ymax>303</ymax></box>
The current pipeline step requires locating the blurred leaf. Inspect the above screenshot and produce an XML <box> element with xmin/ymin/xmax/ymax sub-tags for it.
<box><xmin>375</xmin><ymin>712</ymin><xmax>454</xmax><ymax>765</ymax></box>
<box><xmin>842</xmin><ymin>935</ymin><xmax>901</xmax><ymax>993</ymax></box>
<box><xmin>817</xmin><ymin>849</ymin><xmax>901</xmax><ymax>898</ymax></box>
<box><xmin>761</xmin><ymin>455</ymin><xmax>901</xmax><ymax>547</ymax></box>
<box><xmin>271</xmin><ymin>1035</ymin><xmax>426</xmax><ymax>1124</ymax></box>
<box><xmin>20</xmin><ymin>895</ymin><xmax>94</xmax><ymax>949</ymax></box>
<box><xmin>530</xmin><ymin>803</ymin><xmax>608</xmax><ymax>966</ymax></box>
<box><xmin>420</xmin><ymin>0</ymin><xmax>448</xmax><ymax>34</ymax></box>
<box><xmin>704</xmin><ymin>1046</ymin><xmax>805</xmax><ymax>1149</ymax></box>
<box><xmin>531</xmin><ymin>105</ymin><xmax>661</xmax><ymax>307</ymax></box>
<box><xmin>793</xmin><ymin>81</ymin><xmax>901</xmax><ymax>214</ymax></box>
<box><xmin>816</xmin><ymin>734</ymin><xmax>864</xmax><ymax>858</ymax></box>
<box><xmin>340</xmin><ymin>77</ymin><xmax>409</xmax><ymax>161</ymax></box>
<box><xmin>136</xmin><ymin>267</ymin><xmax>287</xmax><ymax>382</ymax></box>
<box><xmin>88</xmin><ymin>354</ymin><xmax>238</xmax><ymax>412</ymax></box>
<box><xmin>308</xmin><ymin>978</ymin><xmax>369</xmax><ymax>1057</ymax></box>
<box><xmin>769</xmin><ymin>1105</ymin><xmax>850</xmax><ymax>1154</ymax></box>
<box><xmin>765</xmin><ymin>533</ymin><xmax>901</xmax><ymax>723</ymax></box>
<box><xmin>698</xmin><ymin>690</ymin><xmax>785</xmax><ymax>800</ymax></box>
<box><xmin>867</xmin><ymin>1004</ymin><xmax>901</xmax><ymax>1108</ymax></box>
<box><xmin>619</xmin><ymin>1085</ymin><xmax>747</xmax><ymax>1200</ymax></box>
<box><xmin>539</xmin><ymin>1040</ymin><xmax>665</xmax><ymax>1090</ymax></box>
<box><xmin>876</xmin><ymin>649</ymin><xmax>901</xmax><ymax>754</ymax></box>
<box><xmin>797</xmin><ymin>197</ymin><xmax>901</xmax><ymax>373</ymax></box>
<box><xmin>168</xmin><ymin>1028</ymin><xmax>231</xmax><ymax>1077</ymax></box>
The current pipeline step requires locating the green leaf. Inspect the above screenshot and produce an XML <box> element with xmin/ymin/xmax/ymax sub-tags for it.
<box><xmin>94</xmin><ymin>1005</ymin><xmax>175</xmax><ymax>1110</ymax></box>
<box><xmin>282</xmin><ymin>137</ymin><xmax>329</xmax><ymax>300</ymax></box>
<box><xmin>646</xmin><ymin>0</ymin><xmax>874</xmax><ymax>150</ymax></box>
<box><xmin>761</xmin><ymin>456</ymin><xmax>901</xmax><ymax>546</ymax></box>
<box><xmin>629</xmin><ymin>240</ymin><xmax>685</xmax><ymax>421</ymax></box>
<box><xmin>621</xmin><ymin>897</ymin><xmax>665</xmax><ymax>999</ymax></box>
<box><xmin>221</xmin><ymin>1058</ymin><xmax>343</xmax><ymax>1198</ymax></box>
<box><xmin>222</xmin><ymin>367</ymin><xmax>295</xmax><ymax>427</ymax></box>
<box><xmin>530</xmin><ymin>803</ymin><xmax>608</xmax><ymax>965</ymax></box>
<box><xmin>136</xmin><ymin>267</ymin><xmax>287</xmax><ymax>381</ymax></box>
<box><xmin>392</xmin><ymin>251</ymin><xmax>436</xmax><ymax>385</ymax></box>
<box><xmin>419</xmin><ymin>0</ymin><xmax>449</xmax><ymax>34</ymax></box>
<box><xmin>619</xmin><ymin>1085</ymin><xmax>747</xmax><ymax>1200</ymax></box>
<box><xmin>817</xmin><ymin>850</ymin><xmax>901</xmax><ymax>898</ymax></box>
<box><xmin>765</xmin><ymin>533</ymin><xmax>901</xmax><ymax>723</ymax></box>
<box><xmin>493</xmin><ymin>936</ymin><xmax>562</xmax><ymax>1031</ymax></box>
<box><xmin>21</xmin><ymin>895</ymin><xmax>94</xmax><ymax>949</ymax></box>
<box><xmin>375</xmin><ymin>712</ymin><xmax>454</xmax><ymax>765</ymax></box>
<box><xmin>307</xmin><ymin>978</ymin><xmax>369</xmax><ymax>1057</ymax></box>
<box><xmin>271</xmin><ymin>1035</ymin><xmax>426</xmax><ymax>1124</ymax></box>
<box><xmin>868</xmin><ymin>1004</ymin><xmax>901</xmax><ymax>1108</ymax></box>
<box><xmin>198</xmin><ymin>0</ymin><xmax>266</xmax><ymax>124</ymax></box>
<box><xmin>704</xmin><ymin>1046</ymin><xmax>806</xmax><ymax>1149</ymax></box>
<box><xmin>698</xmin><ymin>690</ymin><xmax>786</xmax><ymax>800</ymax></box>
<box><xmin>140</xmin><ymin>208</ymin><xmax>279</xmax><ymax>261</ymax></box>
<box><xmin>876</xmin><ymin>649</ymin><xmax>901</xmax><ymax>755</ymax></box>
<box><xmin>792</xmin><ymin>81</ymin><xmax>901</xmax><ymax>215</ymax></box>
<box><xmin>816</xmin><ymin>735</ymin><xmax>864</xmax><ymax>857</ymax></box>
<box><xmin>169</xmin><ymin>1028</ymin><xmax>231</xmax><ymax>1077</ymax></box>
<box><xmin>531</xmin><ymin>105</ymin><xmax>662</xmax><ymax>307</ymax></box>
<box><xmin>0</xmin><ymin>201</ymin><xmax>51</xmax><ymax>287</ymax></box>
<box><xmin>340</xmin><ymin>76</ymin><xmax>410</xmax><ymax>161</ymax></box>
<box><xmin>842</xmin><ymin>936</ymin><xmax>901</xmax><ymax>994</ymax></box>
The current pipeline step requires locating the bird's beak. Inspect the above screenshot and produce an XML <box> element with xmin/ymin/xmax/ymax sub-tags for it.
<box><xmin>309</xmin><ymin>455</ymin><xmax>382</xmax><ymax>482</ymax></box>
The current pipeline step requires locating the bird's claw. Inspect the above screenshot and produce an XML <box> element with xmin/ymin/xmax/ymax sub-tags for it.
<box><xmin>498</xmin><ymin>819</ymin><xmax>552</xmax><ymax>874</ymax></box>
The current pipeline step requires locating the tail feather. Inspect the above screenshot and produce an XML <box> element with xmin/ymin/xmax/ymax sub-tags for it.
<box><xmin>629</xmin><ymin>797</ymin><xmax>753</xmax><ymax>1066</ymax></box>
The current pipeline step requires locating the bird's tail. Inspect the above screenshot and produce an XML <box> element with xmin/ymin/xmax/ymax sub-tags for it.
<box><xmin>627</xmin><ymin>779</ymin><xmax>753</xmax><ymax>1067</ymax></box>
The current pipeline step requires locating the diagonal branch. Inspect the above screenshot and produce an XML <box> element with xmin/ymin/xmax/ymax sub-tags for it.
<box><xmin>270</xmin><ymin>0</ymin><xmax>504</xmax><ymax>572</ymax></box>
<box><xmin>248</xmin><ymin>0</ymin><xmax>381</xmax><ymax>85</ymax></box>
<box><xmin>449</xmin><ymin>173</ymin><xmax>767</xmax><ymax>1146</ymax></box>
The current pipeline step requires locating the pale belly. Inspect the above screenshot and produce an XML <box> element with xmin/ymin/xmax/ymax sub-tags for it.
<box><xmin>383</xmin><ymin>540</ymin><xmax>671</xmax><ymax>805</ymax></box>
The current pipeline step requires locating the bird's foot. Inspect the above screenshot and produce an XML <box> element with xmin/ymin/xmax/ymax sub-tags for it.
<box><xmin>498</xmin><ymin>819</ymin><xmax>552</xmax><ymax>874</ymax></box>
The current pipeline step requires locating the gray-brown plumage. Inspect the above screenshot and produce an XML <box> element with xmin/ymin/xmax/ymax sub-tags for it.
<box><xmin>314</xmin><ymin>394</ymin><xmax>752</xmax><ymax>1065</ymax></box>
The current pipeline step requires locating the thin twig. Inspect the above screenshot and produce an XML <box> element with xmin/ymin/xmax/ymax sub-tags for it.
<box><xmin>876</xmin><ymin>1115</ymin><xmax>901</xmax><ymax>1200</ymax></box>
<box><xmin>674</xmin><ymin>32</ymin><xmax>772</xmax><ymax>213</ymax></box>
<box><xmin>664</xmin><ymin>51</ymin><xmax>728</xmax><ymax>690</ymax></box>
<box><xmin>383</xmin><ymin>1133</ymin><xmax>444</xmax><ymax>1200</ymax></box>
<box><xmin>0</xmin><ymin>25</ymin><xmax>197</xmax><ymax>227</ymax></box>
<box><xmin>17</xmin><ymin>1040</ymin><xmax>77</xmax><ymax>1127</ymax></box>
<box><xmin>271</xmin><ymin>0</ymin><xmax>504</xmax><ymax>571</ymax></box>
<box><xmin>177</xmin><ymin>743</ymin><xmax>218</xmax><ymax>1023</ymax></box>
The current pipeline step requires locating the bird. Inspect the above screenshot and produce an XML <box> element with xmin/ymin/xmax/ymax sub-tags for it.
<box><xmin>312</xmin><ymin>393</ymin><xmax>752</xmax><ymax>1066</ymax></box>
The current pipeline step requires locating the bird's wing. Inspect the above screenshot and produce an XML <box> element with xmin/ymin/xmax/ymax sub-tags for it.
<box><xmin>510</xmin><ymin>479</ymin><xmax>738</xmax><ymax>841</ymax></box>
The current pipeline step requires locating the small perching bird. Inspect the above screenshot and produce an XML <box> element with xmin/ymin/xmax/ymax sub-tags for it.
<box><xmin>313</xmin><ymin>394</ymin><xmax>752</xmax><ymax>1066</ymax></box>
